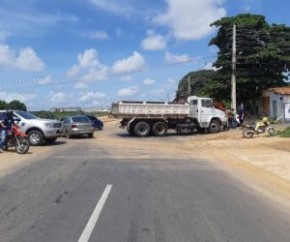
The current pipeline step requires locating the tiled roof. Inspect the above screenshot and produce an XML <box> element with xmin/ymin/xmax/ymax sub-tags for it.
<box><xmin>268</xmin><ymin>87</ymin><xmax>290</xmax><ymax>95</ymax></box>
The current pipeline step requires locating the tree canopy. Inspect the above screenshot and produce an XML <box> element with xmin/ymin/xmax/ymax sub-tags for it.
<box><xmin>209</xmin><ymin>14</ymin><xmax>290</xmax><ymax>103</ymax></box>
<box><xmin>0</xmin><ymin>99</ymin><xmax>27</xmax><ymax>111</ymax></box>
<box><xmin>176</xmin><ymin>14</ymin><xmax>290</xmax><ymax>111</ymax></box>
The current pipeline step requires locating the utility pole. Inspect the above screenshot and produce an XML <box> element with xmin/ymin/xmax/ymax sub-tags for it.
<box><xmin>187</xmin><ymin>76</ymin><xmax>191</xmax><ymax>96</ymax></box>
<box><xmin>231</xmin><ymin>24</ymin><xmax>237</xmax><ymax>112</ymax></box>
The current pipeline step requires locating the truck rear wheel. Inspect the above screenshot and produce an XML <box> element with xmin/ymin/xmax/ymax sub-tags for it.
<box><xmin>152</xmin><ymin>122</ymin><xmax>168</xmax><ymax>136</ymax></box>
<box><xmin>134</xmin><ymin>121</ymin><xmax>150</xmax><ymax>137</ymax></box>
<box><xmin>208</xmin><ymin>120</ymin><xmax>220</xmax><ymax>133</ymax></box>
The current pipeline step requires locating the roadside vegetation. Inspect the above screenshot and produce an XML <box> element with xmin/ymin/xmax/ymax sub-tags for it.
<box><xmin>278</xmin><ymin>127</ymin><xmax>290</xmax><ymax>137</ymax></box>
<box><xmin>31</xmin><ymin>110</ymin><xmax>109</xmax><ymax>120</ymax></box>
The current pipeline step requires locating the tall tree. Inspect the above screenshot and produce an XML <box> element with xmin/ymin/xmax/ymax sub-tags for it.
<box><xmin>5</xmin><ymin>100</ymin><xmax>27</xmax><ymax>111</ymax></box>
<box><xmin>176</xmin><ymin>70</ymin><xmax>222</xmax><ymax>100</ymax></box>
<box><xmin>0</xmin><ymin>100</ymin><xmax>7</xmax><ymax>110</ymax></box>
<box><xmin>209</xmin><ymin>14</ymin><xmax>290</xmax><ymax>106</ymax></box>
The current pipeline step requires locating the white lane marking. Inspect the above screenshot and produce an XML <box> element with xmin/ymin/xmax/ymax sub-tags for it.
<box><xmin>78</xmin><ymin>184</ymin><xmax>113</xmax><ymax>242</ymax></box>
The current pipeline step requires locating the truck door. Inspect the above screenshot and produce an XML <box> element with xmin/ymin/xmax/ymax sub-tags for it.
<box><xmin>200</xmin><ymin>99</ymin><xmax>214</xmax><ymax>125</ymax></box>
<box><xmin>189</xmin><ymin>99</ymin><xmax>198</xmax><ymax>118</ymax></box>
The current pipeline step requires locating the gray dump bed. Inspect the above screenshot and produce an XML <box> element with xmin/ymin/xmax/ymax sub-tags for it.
<box><xmin>111</xmin><ymin>101</ymin><xmax>189</xmax><ymax>119</ymax></box>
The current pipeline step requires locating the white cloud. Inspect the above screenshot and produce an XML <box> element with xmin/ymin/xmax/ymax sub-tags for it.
<box><xmin>112</xmin><ymin>51</ymin><xmax>145</xmax><ymax>74</ymax></box>
<box><xmin>153</xmin><ymin>0</ymin><xmax>226</xmax><ymax>40</ymax></box>
<box><xmin>79</xmin><ymin>92</ymin><xmax>106</xmax><ymax>103</ymax></box>
<box><xmin>0</xmin><ymin>91</ymin><xmax>36</xmax><ymax>103</ymax></box>
<box><xmin>89</xmin><ymin>0</ymin><xmax>132</xmax><ymax>14</ymax></box>
<box><xmin>67</xmin><ymin>48</ymin><xmax>109</xmax><ymax>89</ymax></box>
<box><xmin>143</xmin><ymin>78</ymin><xmax>155</xmax><ymax>85</ymax></box>
<box><xmin>89</xmin><ymin>30</ymin><xmax>110</xmax><ymax>40</ymax></box>
<box><xmin>117</xmin><ymin>86</ymin><xmax>139</xmax><ymax>97</ymax></box>
<box><xmin>165</xmin><ymin>51</ymin><xmax>190</xmax><ymax>63</ymax></box>
<box><xmin>49</xmin><ymin>91</ymin><xmax>66</xmax><ymax>103</ymax></box>
<box><xmin>38</xmin><ymin>75</ymin><xmax>52</xmax><ymax>85</ymax></box>
<box><xmin>141</xmin><ymin>30</ymin><xmax>167</xmax><ymax>50</ymax></box>
<box><xmin>78</xmin><ymin>49</ymin><xmax>103</xmax><ymax>68</ymax></box>
<box><xmin>203</xmin><ymin>62</ymin><xmax>220</xmax><ymax>71</ymax></box>
<box><xmin>15</xmin><ymin>47</ymin><xmax>45</xmax><ymax>71</ymax></box>
<box><xmin>120</xmin><ymin>75</ymin><xmax>132</xmax><ymax>82</ymax></box>
<box><xmin>0</xmin><ymin>44</ymin><xmax>45</xmax><ymax>71</ymax></box>
<box><xmin>0</xmin><ymin>44</ymin><xmax>14</xmax><ymax>67</ymax></box>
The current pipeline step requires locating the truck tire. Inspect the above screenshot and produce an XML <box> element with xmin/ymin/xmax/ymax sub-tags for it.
<box><xmin>208</xmin><ymin>120</ymin><xmax>220</xmax><ymax>133</ymax></box>
<box><xmin>134</xmin><ymin>121</ymin><xmax>150</xmax><ymax>137</ymax></box>
<box><xmin>28</xmin><ymin>130</ymin><xmax>44</xmax><ymax>146</ymax></box>
<box><xmin>152</xmin><ymin>122</ymin><xmax>168</xmax><ymax>136</ymax></box>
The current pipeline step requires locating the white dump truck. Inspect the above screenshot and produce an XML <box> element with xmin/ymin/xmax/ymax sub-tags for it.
<box><xmin>111</xmin><ymin>96</ymin><xmax>228</xmax><ymax>137</ymax></box>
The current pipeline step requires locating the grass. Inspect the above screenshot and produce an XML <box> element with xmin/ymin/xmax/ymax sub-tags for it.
<box><xmin>278</xmin><ymin>127</ymin><xmax>290</xmax><ymax>137</ymax></box>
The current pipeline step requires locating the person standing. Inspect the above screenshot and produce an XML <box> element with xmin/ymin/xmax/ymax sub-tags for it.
<box><xmin>0</xmin><ymin>111</ymin><xmax>14</xmax><ymax>150</ymax></box>
<box><xmin>238</xmin><ymin>103</ymin><xmax>245</xmax><ymax>125</ymax></box>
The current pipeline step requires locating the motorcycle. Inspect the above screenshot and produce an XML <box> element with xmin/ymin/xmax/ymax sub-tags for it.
<box><xmin>1</xmin><ymin>124</ymin><xmax>30</xmax><ymax>154</ymax></box>
<box><xmin>242</xmin><ymin>117</ymin><xmax>277</xmax><ymax>138</ymax></box>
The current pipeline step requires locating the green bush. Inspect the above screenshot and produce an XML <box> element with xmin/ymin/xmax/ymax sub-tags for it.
<box><xmin>278</xmin><ymin>127</ymin><xmax>290</xmax><ymax>137</ymax></box>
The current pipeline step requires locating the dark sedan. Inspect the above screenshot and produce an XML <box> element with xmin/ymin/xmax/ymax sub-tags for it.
<box><xmin>84</xmin><ymin>115</ymin><xmax>104</xmax><ymax>130</ymax></box>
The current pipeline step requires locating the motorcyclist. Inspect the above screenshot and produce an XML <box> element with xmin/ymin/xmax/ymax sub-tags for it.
<box><xmin>0</xmin><ymin>110</ymin><xmax>15</xmax><ymax>150</ymax></box>
<box><xmin>255</xmin><ymin>117</ymin><xmax>270</xmax><ymax>132</ymax></box>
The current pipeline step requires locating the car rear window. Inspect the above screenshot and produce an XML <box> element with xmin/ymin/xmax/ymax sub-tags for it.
<box><xmin>72</xmin><ymin>116</ymin><xmax>90</xmax><ymax>123</ymax></box>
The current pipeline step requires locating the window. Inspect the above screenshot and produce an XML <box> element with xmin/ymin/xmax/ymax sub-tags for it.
<box><xmin>202</xmin><ymin>99</ymin><xmax>213</xmax><ymax>108</ymax></box>
<box><xmin>190</xmin><ymin>100</ymin><xmax>198</xmax><ymax>105</ymax></box>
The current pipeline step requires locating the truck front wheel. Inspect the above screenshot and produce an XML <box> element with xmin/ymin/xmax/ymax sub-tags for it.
<box><xmin>152</xmin><ymin>122</ymin><xmax>168</xmax><ymax>136</ymax></box>
<box><xmin>134</xmin><ymin>122</ymin><xmax>150</xmax><ymax>137</ymax></box>
<box><xmin>208</xmin><ymin>120</ymin><xmax>220</xmax><ymax>133</ymax></box>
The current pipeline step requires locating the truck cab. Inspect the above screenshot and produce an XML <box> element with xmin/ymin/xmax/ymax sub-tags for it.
<box><xmin>188</xmin><ymin>96</ymin><xmax>227</xmax><ymax>131</ymax></box>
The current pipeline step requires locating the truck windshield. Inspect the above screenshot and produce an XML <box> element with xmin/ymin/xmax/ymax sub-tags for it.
<box><xmin>15</xmin><ymin>111</ymin><xmax>38</xmax><ymax>120</ymax></box>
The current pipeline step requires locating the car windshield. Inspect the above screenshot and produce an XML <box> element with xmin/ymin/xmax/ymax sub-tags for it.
<box><xmin>15</xmin><ymin>111</ymin><xmax>38</xmax><ymax>120</ymax></box>
<box><xmin>72</xmin><ymin>116</ymin><xmax>90</xmax><ymax>123</ymax></box>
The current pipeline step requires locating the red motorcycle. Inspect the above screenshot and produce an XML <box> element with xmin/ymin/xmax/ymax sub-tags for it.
<box><xmin>2</xmin><ymin>124</ymin><xmax>30</xmax><ymax>154</ymax></box>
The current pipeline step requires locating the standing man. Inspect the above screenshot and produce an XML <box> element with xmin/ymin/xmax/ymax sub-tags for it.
<box><xmin>238</xmin><ymin>103</ymin><xmax>245</xmax><ymax>125</ymax></box>
<box><xmin>0</xmin><ymin>111</ymin><xmax>14</xmax><ymax>150</ymax></box>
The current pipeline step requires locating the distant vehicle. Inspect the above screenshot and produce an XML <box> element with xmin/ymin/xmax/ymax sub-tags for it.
<box><xmin>84</xmin><ymin>115</ymin><xmax>104</xmax><ymax>130</ymax></box>
<box><xmin>111</xmin><ymin>96</ymin><xmax>228</xmax><ymax>137</ymax></box>
<box><xmin>62</xmin><ymin>115</ymin><xmax>95</xmax><ymax>138</ymax></box>
<box><xmin>0</xmin><ymin>110</ymin><xmax>62</xmax><ymax>146</ymax></box>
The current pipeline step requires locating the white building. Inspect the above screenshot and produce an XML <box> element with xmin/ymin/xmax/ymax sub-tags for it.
<box><xmin>262</xmin><ymin>87</ymin><xmax>290</xmax><ymax>122</ymax></box>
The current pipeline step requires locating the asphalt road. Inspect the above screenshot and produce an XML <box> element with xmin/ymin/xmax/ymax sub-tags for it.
<box><xmin>0</xmin><ymin>127</ymin><xmax>290</xmax><ymax>242</ymax></box>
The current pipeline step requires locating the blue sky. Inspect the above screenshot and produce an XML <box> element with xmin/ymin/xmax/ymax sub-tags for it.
<box><xmin>0</xmin><ymin>0</ymin><xmax>289</xmax><ymax>110</ymax></box>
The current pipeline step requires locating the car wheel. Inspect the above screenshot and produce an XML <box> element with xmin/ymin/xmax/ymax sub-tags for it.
<box><xmin>28</xmin><ymin>130</ymin><xmax>44</xmax><ymax>146</ymax></box>
<box><xmin>88</xmin><ymin>133</ymin><xmax>93</xmax><ymax>138</ymax></box>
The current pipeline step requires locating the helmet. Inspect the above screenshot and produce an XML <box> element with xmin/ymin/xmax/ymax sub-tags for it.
<box><xmin>262</xmin><ymin>117</ymin><xmax>268</xmax><ymax>122</ymax></box>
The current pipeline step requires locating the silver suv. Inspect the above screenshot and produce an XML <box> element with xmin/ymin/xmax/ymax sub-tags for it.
<box><xmin>0</xmin><ymin>110</ymin><xmax>63</xmax><ymax>146</ymax></box>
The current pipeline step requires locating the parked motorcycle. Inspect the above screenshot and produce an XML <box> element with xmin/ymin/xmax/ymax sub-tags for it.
<box><xmin>1</xmin><ymin>124</ymin><xmax>30</xmax><ymax>154</ymax></box>
<box><xmin>242</xmin><ymin>117</ymin><xmax>277</xmax><ymax>138</ymax></box>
